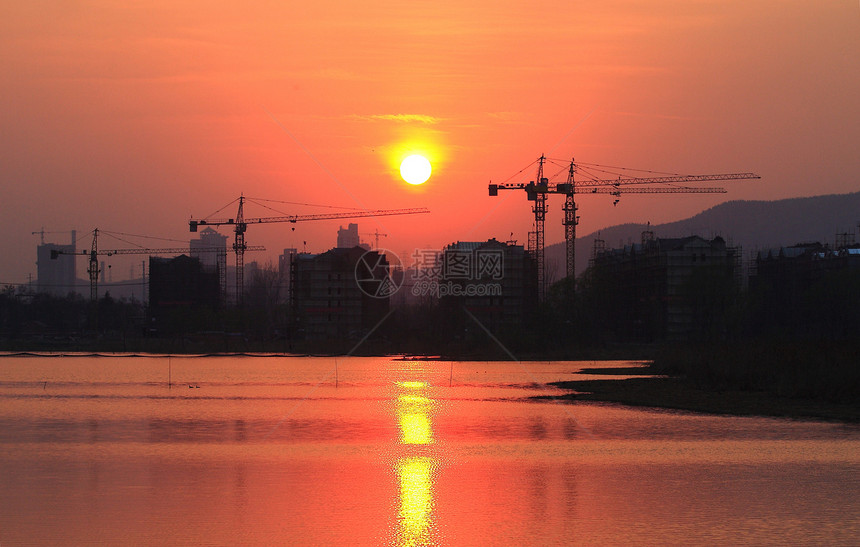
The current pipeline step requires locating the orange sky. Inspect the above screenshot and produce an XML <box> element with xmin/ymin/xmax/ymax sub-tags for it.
<box><xmin>2</xmin><ymin>1</ymin><xmax>859</xmax><ymax>283</ymax></box>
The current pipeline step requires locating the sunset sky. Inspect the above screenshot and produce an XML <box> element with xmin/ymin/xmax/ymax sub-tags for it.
<box><xmin>2</xmin><ymin>1</ymin><xmax>859</xmax><ymax>284</ymax></box>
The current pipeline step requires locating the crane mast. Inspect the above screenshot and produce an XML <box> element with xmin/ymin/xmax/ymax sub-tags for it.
<box><xmin>190</xmin><ymin>197</ymin><xmax>430</xmax><ymax>306</ymax></box>
<box><xmin>489</xmin><ymin>157</ymin><xmax>760</xmax><ymax>298</ymax></box>
<box><xmin>562</xmin><ymin>161</ymin><xmax>579</xmax><ymax>286</ymax></box>
<box><xmin>531</xmin><ymin>155</ymin><xmax>548</xmax><ymax>299</ymax></box>
<box><xmin>234</xmin><ymin>196</ymin><xmax>247</xmax><ymax>308</ymax></box>
<box><xmin>88</xmin><ymin>229</ymin><xmax>99</xmax><ymax>302</ymax></box>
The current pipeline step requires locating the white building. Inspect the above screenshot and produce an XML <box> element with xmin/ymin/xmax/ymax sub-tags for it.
<box><xmin>36</xmin><ymin>231</ymin><xmax>78</xmax><ymax>296</ymax></box>
<box><xmin>337</xmin><ymin>223</ymin><xmax>361</xmax><ymax>249</ymax></box>
<box><xmin>190</xmin><ymin>227</ymin><xmax>228</xmax><ymax>298</ymax></box>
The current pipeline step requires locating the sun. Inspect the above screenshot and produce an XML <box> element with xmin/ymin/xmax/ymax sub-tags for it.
<box><xmin>400</xmin><ymin>155</ymin><xmax>432</xmax><ymax>185</ymax></box>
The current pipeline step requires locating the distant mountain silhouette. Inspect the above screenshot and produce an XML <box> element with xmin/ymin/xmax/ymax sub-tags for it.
<box><xmin>545</xmin><ymin>191</ymin><xmax>860</xmax><ymax>279</ymax></box>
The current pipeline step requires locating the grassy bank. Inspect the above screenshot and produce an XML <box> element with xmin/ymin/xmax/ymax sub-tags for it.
<box><xmin>550</xmin><ymin>375</ymin><xmax>860</xmax><ymax>422</ymax></box>
<box><xmin>651</xmin><ymin>338</ymin><xmax>860</xmax><ymax>405</ymax></box>
<box><xmin>547</xmin><ymin>346</ymin><xmax>860</xmax><ymax>422</ymax></box>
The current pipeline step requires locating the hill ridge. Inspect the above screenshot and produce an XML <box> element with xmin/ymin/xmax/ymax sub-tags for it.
<box><xmin>545</xmin><ymin>191</ymin><xmax>860</xmax><ymax>278</ymax></box>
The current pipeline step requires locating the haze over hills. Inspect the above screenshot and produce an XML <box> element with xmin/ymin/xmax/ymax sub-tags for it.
<box><xmin>546</xmin><ymin>191</ymin><xmax>860</xmax><ymax>279</ymax></box>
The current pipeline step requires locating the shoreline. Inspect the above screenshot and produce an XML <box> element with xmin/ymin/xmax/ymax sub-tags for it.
<box><xmin>547</xmin><ymin>367</ymin><xmax>860</xmax><ymax>423</ymax></box>
<box><xmin>4</xmin><ymin>349</ymin><xmax>857</xmax><ymax>422</ymax></box>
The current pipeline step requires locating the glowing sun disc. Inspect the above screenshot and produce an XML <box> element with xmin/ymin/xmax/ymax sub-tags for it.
<box><xmin>400</xmin><ymin>155</ymin><xmax>432</xmax><ymax>185</ymax></box>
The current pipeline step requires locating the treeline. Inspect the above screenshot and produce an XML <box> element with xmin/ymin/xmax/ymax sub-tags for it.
<box><xmin>0</xmin><ymin>264</ymin><xmax>296</xmax><ymax>352</ymax></box>
<box><xmin>645</xmin><ymin>266</ymin><xmax>860</xmax><ymax>405</ymax></box>
<box><xmin>0</xmin><ymin>290</ymin><xmax>144</xmax><ymax>349</ymax></box>
<box><xmin>652</xmin><ymin>338</ymin><xmax>860</xmax><ymax>405</ymax></box>
<box><xmin>4</xmin><ymin>259</ymin><xmax>860</xmax><ymax>391</ymax></box>
<box><xmin>434</xmin><ymin>261</ymin><xmax>860</xmax><ymax>403</ymax></box>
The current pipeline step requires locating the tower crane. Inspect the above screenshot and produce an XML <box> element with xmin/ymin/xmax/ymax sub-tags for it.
<box><xmin>489</xmin><ymin>155</ymin><xmax>760</xmax><ymax>298</ymax></box>
<box><xmin>362</xmin><ymin>229</ymin><xmax>389</xmax><ymax>249</ymax></box>
<box><xmin>189</xmin><ymin>196</ymin><xmax>430</xmax><ymax>305</ymax></box>
<box><xmin>51</xmin><ymin>228</ymin><xmax>263</xmax><ymax>302</ymax></box>
<box><xmin>31</xmin><ymin>229</ymin><xmax>75</xmax><ymax>245</ymax></box>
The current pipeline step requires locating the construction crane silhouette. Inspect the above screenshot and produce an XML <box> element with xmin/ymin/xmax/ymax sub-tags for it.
<box><xmin>489</xmin><ymin>155</ymin><xmax>760</xmax><ymax>298</ymax></box>
<box><xmin>189</xmin><ymin>196</ymin><xmax>429</xmax><ymax>305</ymax></box>
<box><xmin>362</xmin><ymin>229</ymin><xmax>388</xmax><ymax>249</ymax></box>
<box><xmin>31</xmin><ymin>228</ymin><xmax>75</xmax><ymax>245</ymax></box>
<box><xmin>51</xmin><ymin>228</ymin><xmax>263</xmax><ymax>302</ymax></box>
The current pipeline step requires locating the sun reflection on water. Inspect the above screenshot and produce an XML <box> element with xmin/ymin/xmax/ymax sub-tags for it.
<box><xmin>397</xmin><ymin>393</ymin><xmax>434</xmax><ymax>446</ymax></box>
<box><xmin>396</xmin><ymin>456</ymin><xmax>435</xmax><ymax>546</ymax></box>
<box><xmin>393</xmin><ymin>378</ymin><xmax>438</xmax><ymax>545</ymax></box>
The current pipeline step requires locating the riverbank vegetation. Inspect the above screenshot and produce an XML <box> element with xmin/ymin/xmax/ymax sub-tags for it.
<box><xmin>548</xmin><ymin>363</ymin><xmax>860</xmax><ymax>423</ymax></box>
<box><xmin>543</xmin><ymin>261</ymin><xmax>860</xmax><ymax>421</ymax></box>
<box><xmin>652</xmin><ymin>340</ymin><xmax>860</xmax><ymax>405</ymax></box>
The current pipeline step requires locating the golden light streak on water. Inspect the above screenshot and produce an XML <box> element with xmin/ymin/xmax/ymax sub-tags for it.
<box><xmin>396</xmin><ymin>383</ymin><xmax>434</xmax><ymax>446</ymax></box>
<box><xmin>399</xmin><ymin>411</ymin><xmax>433</xmax><ymax>445</ymax></box>
<box><xmin>396</xmin><ymin>456</ymin><xmax>435</xmax><ymax>546</ymax></box>
<box><xmin>396</xmin><ymin>381</ymin><xmax>429</xmax><ymax>389</ymax></box>
<box><xmin>394</xmin><ymin>379</ymin><xmax>438</xmax><ymax>545</ymax></box>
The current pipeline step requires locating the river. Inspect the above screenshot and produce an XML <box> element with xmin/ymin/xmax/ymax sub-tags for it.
<box><xmin>1</xmin><ymin>354</ymin><xmax>858</xmax><ymax>545</ymax></box>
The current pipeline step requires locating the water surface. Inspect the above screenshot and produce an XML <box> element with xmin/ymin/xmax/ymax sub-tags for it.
<box><xmin>1</xmin><ymin>355</ymin><xmax>858</xmax><ymax>545</ymax></box>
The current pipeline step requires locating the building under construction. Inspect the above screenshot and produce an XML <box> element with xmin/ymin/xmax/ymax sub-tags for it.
<box><xmin>148</xmin><ymin>255</ymin><xmax>220</xmax><ymax>334</ymax></box>
<box><xmin>749</xmin><ymin>240</ymin><xmax>860</xmax><ymax>336</ymax></box>
<box><xmin>588</xmin><ymin>231</ymin><xmax>740</xmax><ymax>341</ymax></box>
<box><xmin>438</xmin><ymin>238</ymin><xmax>538</xmax><ymax>336</ymax></box>
<box><xmin>292</xmin><ymin>247</ymin><xmax>390</xmax><ymax>340</ymax></box>
<box><xmin>752</xmin><ymin>242</ymin><xmax>860</xmax><ymax>289</ymax></box>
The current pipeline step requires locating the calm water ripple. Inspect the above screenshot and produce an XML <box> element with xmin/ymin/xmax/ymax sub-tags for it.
<box><xmin>1</xmin><ymin>354</ymin><xmax>858</xmax><ymax>545</ymax></box>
